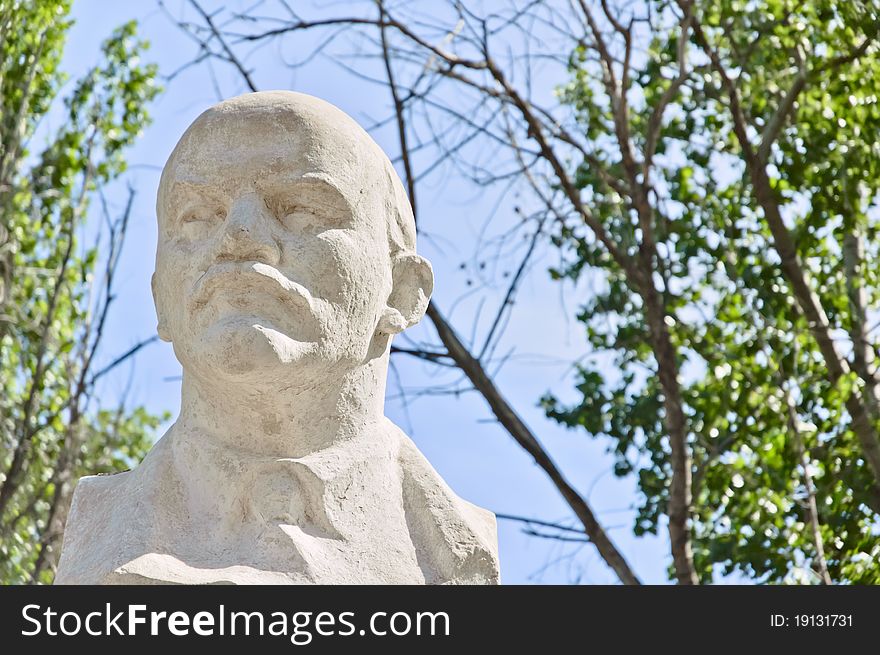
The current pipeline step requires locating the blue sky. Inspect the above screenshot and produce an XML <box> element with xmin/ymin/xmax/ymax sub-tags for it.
<box><xmin>59</xmin><ymin>0</ymin><xmax>671</xmax><ymax>584</ymax></box>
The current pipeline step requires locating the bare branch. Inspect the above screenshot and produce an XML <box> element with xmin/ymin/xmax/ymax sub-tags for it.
<box><xmin>496</xmin><ymin>512</ymin><xmax>587</xmax><ymax>535</ymax></box>
<box><xmin>187</xmin><ymin>0</ymin><xmax>258</xmax><ymax>91</ymax></box>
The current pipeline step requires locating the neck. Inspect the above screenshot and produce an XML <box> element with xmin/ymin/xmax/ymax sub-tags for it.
<box><xmin>174</xmin><ymin>353</ymin><xmax>389</xmax><ymax>459</ymax></box>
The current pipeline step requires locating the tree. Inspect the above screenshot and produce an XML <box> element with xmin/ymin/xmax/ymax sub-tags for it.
<box><xmin>545</xmin><ymin>0</ymin><xmax>880</xmax><ymax>583</ymax></box>
<box><xmin>165</xmin><ymin>0</ymin><xmax>880</xmax><ymax>584</ymax></box>
<box><xmin>0</xmin><ymin>1</ymin><xmax>163</xmax><ymax>584</ymax></box>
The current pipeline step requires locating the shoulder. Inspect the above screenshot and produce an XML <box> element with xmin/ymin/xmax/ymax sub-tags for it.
<box><xmin>54</xmin><ymin>471</ymin><xmax>132</xmax><ymax>584</ymax></box>
<box><xmin>391</xmin><ymin>423</ymin><xmax>500</xmax><ymax>584</ymax></box>
<box><xmin>54</xmin><ymin>435</ymin><xmax>175</xmax><ymax>584</ymax></box>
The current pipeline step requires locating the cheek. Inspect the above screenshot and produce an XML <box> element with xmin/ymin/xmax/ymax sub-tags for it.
<box><xmin>284</xmin><ymin>230</ymin><xmax>389</xmax><ymax>300</ymax></box>
<box><xmin>155</xmin><ymin>247</ymin><xmax>202</xmax><ymax>320</ymax></box>
<box><xmin>283</xmin><ymin>230</ymin><xmax>391</xmax><ymax>334</ymax></box>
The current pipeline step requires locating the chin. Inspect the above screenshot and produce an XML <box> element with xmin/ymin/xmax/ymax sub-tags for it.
<box><xmin>185</xmin><ymin>318</ymin><xmax>321</xmax><ymax>381</ymax></box>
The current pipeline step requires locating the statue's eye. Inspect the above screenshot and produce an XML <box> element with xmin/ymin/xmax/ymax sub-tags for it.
<box><xmin>266</xmin><ymin>197</ymin><xmax>297</xmax><ymax>219</ymax></box>
<box><xmin>267</xmin><ymin>196</ymin><xmax>316</xmax><ymax>230</ymax></box>
<box><xmin>262</xmin><ymin>181</ymin><xmax>351</xmax><ymax>231</ymax></box>
<box><xmin>175</xmin><ymin>205</ymin><xmax>226</xmax><ymax>240</ymax></box>
<box><xmin>181</xmin><ymin>207</ymin><xmax>227</xmax><ymax>223</ymax></box>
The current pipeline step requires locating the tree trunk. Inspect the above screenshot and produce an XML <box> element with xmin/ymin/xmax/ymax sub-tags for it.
<box><xmin>640</xmin><ymin>281</ymin><xmax>698</xmax><ymax>585</ymax></box>
<box><xmin>426</xmin><ymin>302</ymin><xmax>642</xmax><ymax>585</ymax></box>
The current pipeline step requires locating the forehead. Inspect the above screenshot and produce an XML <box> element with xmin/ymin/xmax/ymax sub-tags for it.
<box><xmin>158</xmin><ymin>105</ymin><xmax>380</xmax><ymax>218</ymax></box>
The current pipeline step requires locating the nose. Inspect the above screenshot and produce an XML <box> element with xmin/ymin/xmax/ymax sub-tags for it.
<box><xmin>215</xmin><ymin>192</ymin><xmax>281</xmax><ymax>264</ymax></box>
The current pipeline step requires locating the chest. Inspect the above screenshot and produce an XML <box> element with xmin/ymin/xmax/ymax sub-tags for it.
<box><xmin>137</xmin><ymin>454</ymin><xmax>428</xmax><ymax>584</ymax></box>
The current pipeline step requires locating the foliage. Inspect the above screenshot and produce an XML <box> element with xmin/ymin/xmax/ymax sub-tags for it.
<box><xmin>0</xmin><ymin>1</ymin><xmax>163</xmax><ymax>584</ymax></box>
<box><xmin>544</xmin><ymin>0</ymin><xmax>880</xmax><ymax>583</ymax></box>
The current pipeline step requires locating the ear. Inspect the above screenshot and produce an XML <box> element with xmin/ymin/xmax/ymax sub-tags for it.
<box><xmin>152</xmin><ymin>272</ymin><xmax>172</xmax><ymax>342</ymax></box>
<box><xmin>376</xmin><ymin>254</ymin><xmax>434</xmax><ymax>335</ymax></box>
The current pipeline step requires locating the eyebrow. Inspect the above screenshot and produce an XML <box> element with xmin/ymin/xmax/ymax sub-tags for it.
<box><xmin>256</xmin><ymin>174</ymin><xmax>357</xmax><ymax>222</ymax></box>
<box><xmin>159</xmin><ymin>179</ymin><xmax>225</xmax><ymax>220</ymax></box>
<box><xmin>255</xmin><ymin>173</ymin><xmax>349</xmax><ymax>199</ymax></box>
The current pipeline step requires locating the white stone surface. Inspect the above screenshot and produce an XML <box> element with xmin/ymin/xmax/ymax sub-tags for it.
<box><xmin>55</xmin><ymin>91</ymin><xmax>500</xmax><ymax>585</ymax></box>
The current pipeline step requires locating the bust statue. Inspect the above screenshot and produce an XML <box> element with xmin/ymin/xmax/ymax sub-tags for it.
<box><xmin>55</xmin><ymin>91</ymin><xmax>500</xmax><ymax>585</ymax></box>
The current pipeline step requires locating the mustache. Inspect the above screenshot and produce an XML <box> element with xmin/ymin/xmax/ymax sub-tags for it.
<box><xmin>189</xmin><ymin>261</ymin><xmax>316</xmax><ymax>314</ymax></box>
